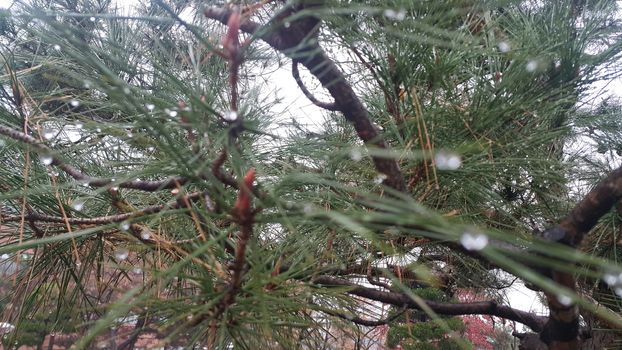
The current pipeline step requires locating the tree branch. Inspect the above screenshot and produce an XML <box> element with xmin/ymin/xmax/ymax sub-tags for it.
<box><xmin>538</xmin><ymin>165</ymin><xmax>622</xmax><ymax>348</ymax></box>
<box><xmin>312</xmin><ymin>275</ymin><xmax>547</xmax><ymax>332</ymax></box>
<box><xmin>204</xmin><ymin>5</ymin><xmax>406</xmax><ymax>192</ymax></box>
<box><xmin>0</xmin><ymin>124</ymin><xmax>186</xmax><ymax>191</ymax></box>
<box><xmin>291</xmin><ymin>60</ymin><xmax>338</xmax><ymax>111</ymax></box>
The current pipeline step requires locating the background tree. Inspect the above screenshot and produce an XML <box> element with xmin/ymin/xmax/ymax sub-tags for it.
<box><xmin>1</xmin><ymin>0</ymin><xmax>622</xmax><ymax>349</ymax></box>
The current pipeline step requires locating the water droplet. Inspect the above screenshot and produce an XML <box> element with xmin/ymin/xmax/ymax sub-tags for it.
<box><xmin>0</xmin><ymin>253</ymin><xmax>9</xmax><ymax>260</ymax></box>
<box><xmin>460</xmin><ymin>231</ymin><xmax>488</xmax><ymax>251</ymax></box>
<box><xmin>83</xmin><ymin>80</ymin><xmax>91</xmax><ymax>88</ymax></box>
<box><xmin>53</xmin><ymin>44</ymin><xmax>61</xmax><ymax>51</ymax></box>
<box><xmin>497</xmin><ymin>41</ymin><xmax>511</xmax><ymax>53</ymax></box>
<box><xmin>68</xmin><ymin>132</ymin><xmax>81</xmax><ymax>142</ymax></box>
<box><xmin>171</xmin><ymin>188</ymin><xmax>180</xmax><ymax>195</ymax></box>
<box><xmin>72</xmin><ymin>200</ymin><xmax>85</xmax><ymax>211</ymax></box>
<box><xmin>223</xmin><ymin>110</ymin><xmax>238</xmax><ymax>121</ymax></box>
<box><xmin>374</xmin><ymin>173</ymin><xmax>387</xmax><ymax>184</ymax></box>
<box><xmin>95</xmin><ymin>128</ymin><xmax>101</xmax><ymax>133</ymax></box>
<box><xmin>127</xmin><ymin>132</ymin><xmax>133</xmax><ymax>138</ymax></box>
<box><xmin>89</xmin><ymin>16</ymin><xmax>95</xmax><ymax>22</ymax></box>
<box><xmin>132</xmin><ymin>267</ymin><xmax>142</xmax><ymax>274</ymax></box>
<box><xmin>0</xmin><ymin>139</ymin><xmax>5</xmax><ymax>147</ymax></box>
<box><xmin>120</xmin><ymin>222</ymin><xmax>130</xmax><ymax>231</ymax></box>
<box><xmin>159</xmin><ymin>35</ymin><xmax>164</xmax><ymax>40</ymax></box>
<box><xmin>140</xmin><ymin>230</ymin><xmax>151</xmax><ymax>240</ymax></box>
<box><xmin>615</xmin><ymin>287</ymin><xmax>622</xmax><ymax>298</ymax></box>
<box><xmin>147</xmin><ymin>146</ymin><xmax>155</xmax><ymax>152</ymax></box>
<box><xmin>284</xmin><ymin>201</ymin><xmax>294</xmax><ymax>209</ymax></box>
<box><xmin>111</xmin><ymin>186</ymin><xmax>119</xmax><ymax>191</ymax></box>
<box><xmin>145</xmin><ymin>103</ymin><xmax>155</xmax><ymax>111</ymax></box>
<box><xmin>435</xmin><ymin>151</ymin><xmax>462</xmax><ymax>170</ymax></box>
<box><xmin>81</xmin><ymin>181</ymin><xmax>90</xmax><ymax>187</ymax></box>
<box><xmin>526</xmin><ymin>60</ymin><xmax>538</xmax><ymax>72</ymax></box>
<box><xmin>168</xmin><ymin>110</ymin><xmax>178</xmax><ymax>117</ymax></box>
<box><xmin>383</xmin><ymin>8</ymin><xmax>406</xmax><ymax>20</ymax></box>
<box><xmin>603</xmin><ymin>271</ymin><xmax>622</xmax><ymax>286</ymax></box>
<box><xmin>43</xmin><ymin>128</ymin><xmax>56</xmax><ymax>140</ymax></box>
<box><xmin>303</xmin><ymin>203</ymin><xmax>313</xmax><ymax>215</ymax></box>
<box><xmin>350</xmin><ymin>148</ymin><xmax>362</xmax><ymax>161</ymax></box>
<box><xmin>70</xmin><ymin>99</ymin><xmax>80</xmax><ymax>107</ymax></box>
<box><xmin>557</xmin><ymin>293</ymin><xmax>573</xmax><ymax>306</ymax></box>
<box><xmin>40</xmin><ymin>155</ymin><xmax>53</xmax><ymax>165</ymax></box>
<box><xmin>114</xmin><ymin>247</ymin><xmax>129</xmax><ymax>261</ymax></box>
<box><xmin>284</xmin><ymin>21</ymin><xmax>291</xmax><ymax>28</ymax></box>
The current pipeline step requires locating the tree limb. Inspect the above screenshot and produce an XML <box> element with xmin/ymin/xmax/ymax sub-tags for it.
<box><xmin>204</xmin><ymin>5</ymin><xmax>406</xmax><ymax>192</ymax></box>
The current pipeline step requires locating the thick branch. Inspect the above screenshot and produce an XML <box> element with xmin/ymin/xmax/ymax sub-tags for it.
<box><xmin>204</xmin><ymin>6</ymin><xmax>406</xmax><ymax>192</ymax></box>
<box><xmin>538</xmin><ymin>165</ymin><xmax>622</xmax><ymax>348</ymax></box>
<box><xmin>312</xmin><ymin>276</ymin><xmax>546</xmax><ymax>332</ymax></box>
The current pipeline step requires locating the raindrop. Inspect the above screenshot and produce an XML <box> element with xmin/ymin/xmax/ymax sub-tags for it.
<box><xmin>147</xmin><ymin>146</ymin><xmax>155</xmax><ymax>152</ymax></box>
<box><xmin>96</xmin><ymin>128</ymin><xmax>101</xmax><ymax>133</ymax></box>
<box><xmin>171</xmin><ymin>188</ymin><xmax>180</xmax><ymax>195</ymax></box>
<box><xmin>284</xmin><ymin>21</ymin><xmax>291</xmax><ymax>28</ymax></box>
<box><xmin>75</xmin><ymin>123</ymin><xmax>83</xmax><ymax>129</ymax></box>
<box><xmin>557</xmin><ymin>294</ymin><xmax>573</xmax><ymax>306</ymax></box>
<box><xmin>114</xmin><ymin>247</ymin><xmax>129</xmax><ymax>261</ymax></box>
<box><xmin>72</xmin><ymin>200</ymin><xmax>85</xmax><ymax>211</ymax></box>
<box><xmin>40</xmin><ymin>155</ymin><xmax>53</xmax><ymax>166</ymax></box>
<box><xmin>43</xmin><ymin>128</ymin><xmax>55</xmax><ymax>140</ymax></box>
<box><xmin>68</xmin><ymin>132</ymin><xmax>81</xmax><ymax>142</ymax></box>
<box><xmin>460</xmin><ymin>231</ymin><xmax>489</xmax><ymax>251</ymax></box>
<box><xmin>603</xmin><ymin>271</ymin><xmax>622</xmax><ymax>286</ymax></box>
<box><xmin>168</xmin><ymin>110</ymin><xmax>178</xmax><ymax>117</ymax></box>
<box><xmin>374</xmin><ymin>173</ymin><xmax>387</xmax><ymax>185</ymax></box>
<box><xmin>127</xmin><ymin>132</ymin><xmax>133</xmax><ymax>138</ymax></box>
<box><xmin>89</xmin><ymin>16</ymin><xmax>96</xmax><ymax>22</ymax></box>
<box><xmin>145</xmin><ymin>103</ymin><xmax>155</xmax><ymax>111</ymax></box>
<box><xmin>70</xmin><ymin>99</ymin><xmax>80</xmax><ymax>107</ymax></box>
<box><xmin>123</xmin><ymin>87</ymin><xmax>131</xmax><ymax>95</ymax></box>
<box><xmin>350</xmin><ymin>148</ymin><xmax>362</xmax><ymax>161</ymax></box>
<box><xmin>435</xmin><ymin>151</ymin><xmax>462</xmax><ymax>170</ymax></box>
<box><xmin>303</xmin><ymin>203</ymin><xmax>313</xmax><ymax>215</ymax></box>
<box><xmin>384</xmin><ymin>9</ymin><xmax>406</xmax><ymax>20</ymax></box>
<box><xmin>53</xmin><ymin>44</ymin><xmax>61</xmax><ymax>51</ymax></box>
<box><xmin>223</xmin><ymin>110</ymin><xmax>238</xmax><ymax>121</ymax></box>
<box><xmin>119</xmin><ymin>222</ymin><xmax>130</xmax><ymax>232</ymax></box>
<box><xmin>159</xmin><ymin>35</ymin><xmax>164</xmax><ymax>40</ymax></box>
<box><xmin>140</xmin><ymin>230</ymin><xmax>151</xmax><ymax>240</ymax></box>
<box><xmin>526</xmin><ymin>60</ymin><xmax>538</xmax><ymax>72</ymax></box>
<box><xmin>0</xmin><ymin>253</ymin><xmax>9</xmax><ymax>260</ymax></box>
<box><xmin>497</xmin><ymin>41</ymin><xmax>511</xmax><ymax>53</ymax></box>
<box><xmin>81</xmin><ymin>181</ymin><xmax>90</xmax><ymax>187</ymax></box>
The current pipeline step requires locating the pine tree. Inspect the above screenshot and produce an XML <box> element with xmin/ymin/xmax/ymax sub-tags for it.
<box><xmin>1</xmin><ymin>0</ymin><xmax>622</xmax><ymax>349</ymax></box>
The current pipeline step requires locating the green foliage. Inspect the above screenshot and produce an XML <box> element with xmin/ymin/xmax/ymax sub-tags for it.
<box><xmin>0</xmin><ymin>0</ymin><xmax>620</xmax><ymax>348</ymax></box>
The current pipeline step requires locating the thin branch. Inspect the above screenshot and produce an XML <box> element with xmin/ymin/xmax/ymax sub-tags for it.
<box><xmin>291</xmin><ymin>60</ymin><xmax>338</xmax><ymax>111</ymax></box>
<box><xmin>1</xmin><ymin>191</ymin><xmax>207</xmax><ymax>225</ymax></box>
<box><xmin>312</xmin><ymin>275</ymin><xmax>547</xmax><ymax>332</ymax></box>
<box><xmin>0</xmin><ymin>124</ymin><xmax>186</xmax><ymax>191</ymax></box>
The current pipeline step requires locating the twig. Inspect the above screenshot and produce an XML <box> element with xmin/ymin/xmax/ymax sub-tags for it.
<box><xmin>291</xmin><ymin>60</ymin><xmax>338</xmax><ymax>111</ymax></box>
<box><xmin>0</xmin><ymin>124</ymin><xmax>186</xmax><ymax>191</ymax></box>
<box><xmin>321</xmin><ymin>306</ymin><xmax>407</xmax><ymax>327</ymax></box>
